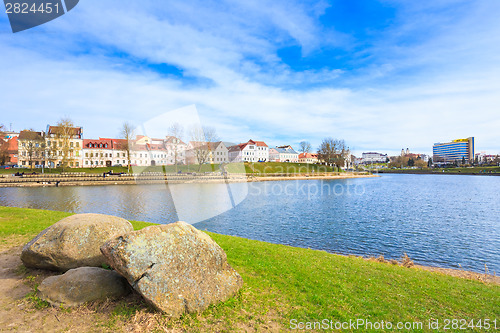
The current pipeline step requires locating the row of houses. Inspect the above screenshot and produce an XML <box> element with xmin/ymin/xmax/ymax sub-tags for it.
<box><xmin>1</xmin><ymin>125</ymin><xmax>323</xmax><ymax>168</ymax></box>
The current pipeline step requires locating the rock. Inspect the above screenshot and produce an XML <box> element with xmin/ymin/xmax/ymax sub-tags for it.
<box><xmin>21</xmin><ymin>213</ymin><xmax>133</xmax><ymax>271</ymax></box>
<box><xmin>101</xmin><ymin>222</ymin><xmax>243</xmax><ymax>317</ymax></box>
<box><xmin>37</xmin><ymin>267</ymin><xmax>130</xmax><ymax>307</ymax></box>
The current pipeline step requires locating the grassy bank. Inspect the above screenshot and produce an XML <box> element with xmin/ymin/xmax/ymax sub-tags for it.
<box><xmin>0</xmin><ymin>162</ymin><xmax>336</xmax><ymax>176</ymax></box>
<box><xmin>1</xmin><ymin>206</ymin><xmax>499</xmax><ymax>332</ymax></box>
<box><xmin>378</xmin><ymin>166</ymin><xmax>500</xmax><ymax>175</ymax></box>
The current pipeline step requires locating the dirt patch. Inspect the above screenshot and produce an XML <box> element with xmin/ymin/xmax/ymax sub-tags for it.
<box><xmin>415</xmin><ymin>265</ymin><xmax>500</xmax><ymax>285</ymax></box>
<box><xmin>363</xmin><ymin>253</ymin><xmax>499</xmax><ymax>285</ymax></box>
<box><xmin>0</xmin><ymin>246</ymin><xmax>285</xmax><ymax>332</ymax></box>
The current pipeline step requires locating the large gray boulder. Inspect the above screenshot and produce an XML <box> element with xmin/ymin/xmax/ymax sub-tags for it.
<box><xmin>100</xmin><ymin>222</ymin><xmax>243</xmax><ymax>317</ymax></box>
<box><xmin>21</xmin><ymin>213</ymin><xmax>133</xmax><ymax>271</ymax></box>
<box><xmin>37</xmin><ymin>267</ymin><xmax>130</xmax><ymax>307</ymax></box>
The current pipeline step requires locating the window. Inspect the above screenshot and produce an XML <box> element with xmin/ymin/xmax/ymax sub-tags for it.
<box><xmin>85</xmin><ymin>161</ymin><xmax>89</xmax><ymax>165</ymax></box>
<box><xmin>76</xmin><ymin>162</ymin><xmax>79</xmax><ymax>167</ymax></box>
<box><xmin>85</xmin><ymin>152</ymin><xmax>89</xmax><ymax>157</ymax></box>
<box><xmin>76</xmin><ymin>142</ymin><xmax>80</xmax><ymax>148</ymax></box>
<box><xmin>70</xmin><ymin>142</ymin><xmax>74</xmax><ymax>147</ymax></box>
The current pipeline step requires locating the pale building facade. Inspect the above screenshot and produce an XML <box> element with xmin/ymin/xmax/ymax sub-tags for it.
<box><xmin>269</xmin><ymin>146</ymin><xmax>299</xmax><ymax>162</ymax></box>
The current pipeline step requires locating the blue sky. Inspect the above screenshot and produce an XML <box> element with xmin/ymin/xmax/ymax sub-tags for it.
<box><xmin>0</xmin><ymin>0</ymin><xmax>499</xmax><ymax>156</ymax></box>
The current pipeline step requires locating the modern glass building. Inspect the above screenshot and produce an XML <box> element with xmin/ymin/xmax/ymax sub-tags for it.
<box><xmin>433</xmin><ymin>137</ymin><xmax>474</xmax><ymax>163</ymax></box>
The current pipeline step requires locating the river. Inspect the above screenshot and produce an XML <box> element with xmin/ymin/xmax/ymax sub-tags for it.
<box><xmin>0</xmin><ymin>174</ymin><xmax>498</xmax><ymax>273</ymax></box>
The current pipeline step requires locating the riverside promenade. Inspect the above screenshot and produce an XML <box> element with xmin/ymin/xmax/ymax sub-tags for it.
<box><xmin>0</xmin><ymin>172</ymin><xmax>375</xmax><ymax>187</ymax></box>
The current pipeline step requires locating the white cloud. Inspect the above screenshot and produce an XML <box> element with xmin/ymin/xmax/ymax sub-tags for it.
<box><xmin>0</xmin><ymin>0</ymin><xmax>499</xmax><ymax>157</ymax></box>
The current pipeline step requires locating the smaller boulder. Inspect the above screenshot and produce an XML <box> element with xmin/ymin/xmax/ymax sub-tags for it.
<box><xmin>37</xmin><ymin>267</ymin><xmax>130</xmax><ymax>307</ymax></box>
<box><xmin>21</xmin><ymin>213</ymin><xmax>133</xmax><ymax>271</ymax></box>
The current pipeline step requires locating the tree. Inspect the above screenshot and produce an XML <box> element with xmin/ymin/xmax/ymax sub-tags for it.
<box><xmin>168</xmin><ymin>123</ymin><xmax>183</xmax><ymax>173</ymax></box>
<box><xmin>461</xmin><ymin>156</ymin><xmax>466</xmax><ymax>165</ymax></box>
<box><xmin>19</xmin><ymin>130</ymin><xmax>45</xmax><ymax>169</ymax></box>
<box><xmin>48</xmin><ymin>118</ymin><xmax>76</xmax><ymax>171</ymax></box>
<box><xmin>427</xmin><ymin>157</ymin><xmax>433</xmax><ymax>168</ymax></box>
<box><xmin>299</xmin><ymin>141</ymin><xmax>311</xmax><ymax>154</ymax></box>
<box><xmin>414</xmin><ymin>159</ymin><xmax>427</xmax><ymax>168</ymax></box>
<box><xmin>189</xmin><ymin>126</ymin><xmax>219</xmax><ymax>171</ymax></box>
<box><xmin>407</xmin><ymin>158</ymin><xmax>415</xmax><ymax>167</ymax></box>
<box><xmin>317</xmin><ymin>138</ymin><xmax>349</xmax><ymax>170</ymax></box>
<box><xmin>0</xmin><ymin>124</ymin><xmax>8</xmax><ymax>166</ymax></box>
<box><xmin>120</xmin><ymin>122</ymin><xmax>135</xmax><ymax>173</ymax></box>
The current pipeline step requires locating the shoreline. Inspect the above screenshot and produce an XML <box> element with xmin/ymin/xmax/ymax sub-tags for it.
<box><xmin>377</xmin><ymin>170</ymin><xmax>500</xmax><ymax>176</ymax></box>
<box><xmin>0</xmin><ymin>206</ymin><xmax>498</xmax><ymax>331</ymax></box>
<box><xmin>0</xmin><ymin>173</ymin><xmax>377</xmax><ymax>188</ymax></box>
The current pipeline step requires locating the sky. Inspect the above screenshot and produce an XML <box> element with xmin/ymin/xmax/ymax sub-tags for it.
<box><xmin>0</xmin><ymin>0</ymin><xmax>499</xmax><ymax>156</ymax></box>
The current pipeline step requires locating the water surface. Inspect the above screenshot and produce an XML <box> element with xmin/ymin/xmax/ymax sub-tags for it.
<box><xmin>0</xmin><ymin>174</ymin><xmax>498</xmax><ymax>273</ymax></box>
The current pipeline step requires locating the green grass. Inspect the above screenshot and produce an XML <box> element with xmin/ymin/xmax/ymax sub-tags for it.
<box><xmin>1</xmin><ymin>206</ymin><xmax>498</xmax><ymax>331</ymax></box>
<box><xmin>380</xmin><ymin>166</ymin><xmax>500</xmax><ymax>174</ymax></box>
<box><xmin>0</xmin><ymin>162</ymin><xmax>339</xmax><ymax>176</ymax></box>
<box><xmin>237</xmin><ymin>162</ymin><xmax>336</xmax><ymax>174</ymax></box>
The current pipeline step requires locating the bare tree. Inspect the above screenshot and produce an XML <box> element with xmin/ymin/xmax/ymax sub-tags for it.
<box><xmin>19</xmin><ymin>130</ymin><xmax>45</xmax><ymax>169</ymax></box>
<box><xmin>189</xmin><ymin>126</ymin><xmax>219</xmax><ymax>172</ymax></box>
<box><xmin>120</xmin><ymin>122</ymin><xmax>135</xmax><ymax>173</ymax></box>
<box><xmin>317</xmin><ymin>138</ymin><xmax>349</xmax><ymax>170</ymax></box>
<box><xmin>0</xmin><ymin>124</ymin><xmax>10</xmax><ymax>165</ymax></box>
<box><xmin>49</xmin><ymin>118</ymin><xmax>77</xmax><ymax>171</ymax></box>
<box><xmin>168</xmin><ymin>123</ymin><xmax>183</xmax><ymax>173</ymax></box>
<box><xmin>299</xmin><ymin>141</ymin><xmax>311</xmax><ymax>154</ymax></box>
<box><xmin>0</xmin><ymin>124</ymin><xmax>9</xmax><ymax>166</ymax></box>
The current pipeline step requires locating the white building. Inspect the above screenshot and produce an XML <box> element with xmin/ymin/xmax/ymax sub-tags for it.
<box><xmin>208</xmin><ymin>141</ymin><xmax>229</xmax><ymax>164</ymax></box>
<box><xmin>361</xmin><ymin>152</ymin><xmax>388</xmax><ymax>164</ymax></box>
<box><xmin>164</xmin><ymin>136</ymin><xmax>187</xmax><ymax>165</ymax></box>
<box><xmin>269</xmin><ymin>145</ymin><xmax>299</xmax><ymax>162</ymax></box>
<box><xmin>229</xmin><ymin>140</ymin><xmax>269</xmax><ymax>163</ymax></box>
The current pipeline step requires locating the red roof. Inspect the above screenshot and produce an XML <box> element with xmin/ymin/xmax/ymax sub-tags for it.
<box><xmin>83</xmin><ymin>139</ymin><xmax>113</xmax><ymax>150</ymax></box>
<box><xmin>299</xmin><ymin>153</ymin><xmax>318</xmax><ymax>159</ymax></box>
<box><xmin>7</xmin><ymin>137</ymin><xmax>18</xmax><ymax>151</ymax></box>
<box><xmin>248</xmin><ymin>139</ymin><xmax>268</xmax><ymax>147</ymax></box>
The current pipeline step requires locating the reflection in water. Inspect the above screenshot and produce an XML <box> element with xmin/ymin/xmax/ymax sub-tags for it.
<box><xmin>0</xmin><ymin>174</ymin><xmax>498</xmax><ymax>273</ymax></box>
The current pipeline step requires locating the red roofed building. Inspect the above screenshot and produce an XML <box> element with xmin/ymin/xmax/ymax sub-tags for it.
<box><xmin>0</xmin><ymin>136</ymin><xmax>18</xmax><ymax>166</ymax></box>
<box><xmin>82</xmin><ymin>138</ymin><xmax>116</xmax><ymax>167</ymax></box>
<box><xmin>228</xmin><ymin>139</ymin><xmax>269</xmax><ymax>162</ymax></box>
<box><xmin>299</xmin><ymin>152</ymin><xmax>319</xmax><ymax>164</ymax></box>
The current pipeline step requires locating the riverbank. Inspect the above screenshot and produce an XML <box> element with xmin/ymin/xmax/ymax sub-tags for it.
<box><xmin>0</xmin><ymin>206</ymin><xmax>498</xmax><ymax>332</ymax></box>
<box><xmin>377</xmin><ymin>166</ymin><xmax>500</xmax><ymax>176</ymax></box>
<box><xmin>0</xmin><ymin>172</ymin><xmax>376</xmax><ymax>187</ymax></box>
